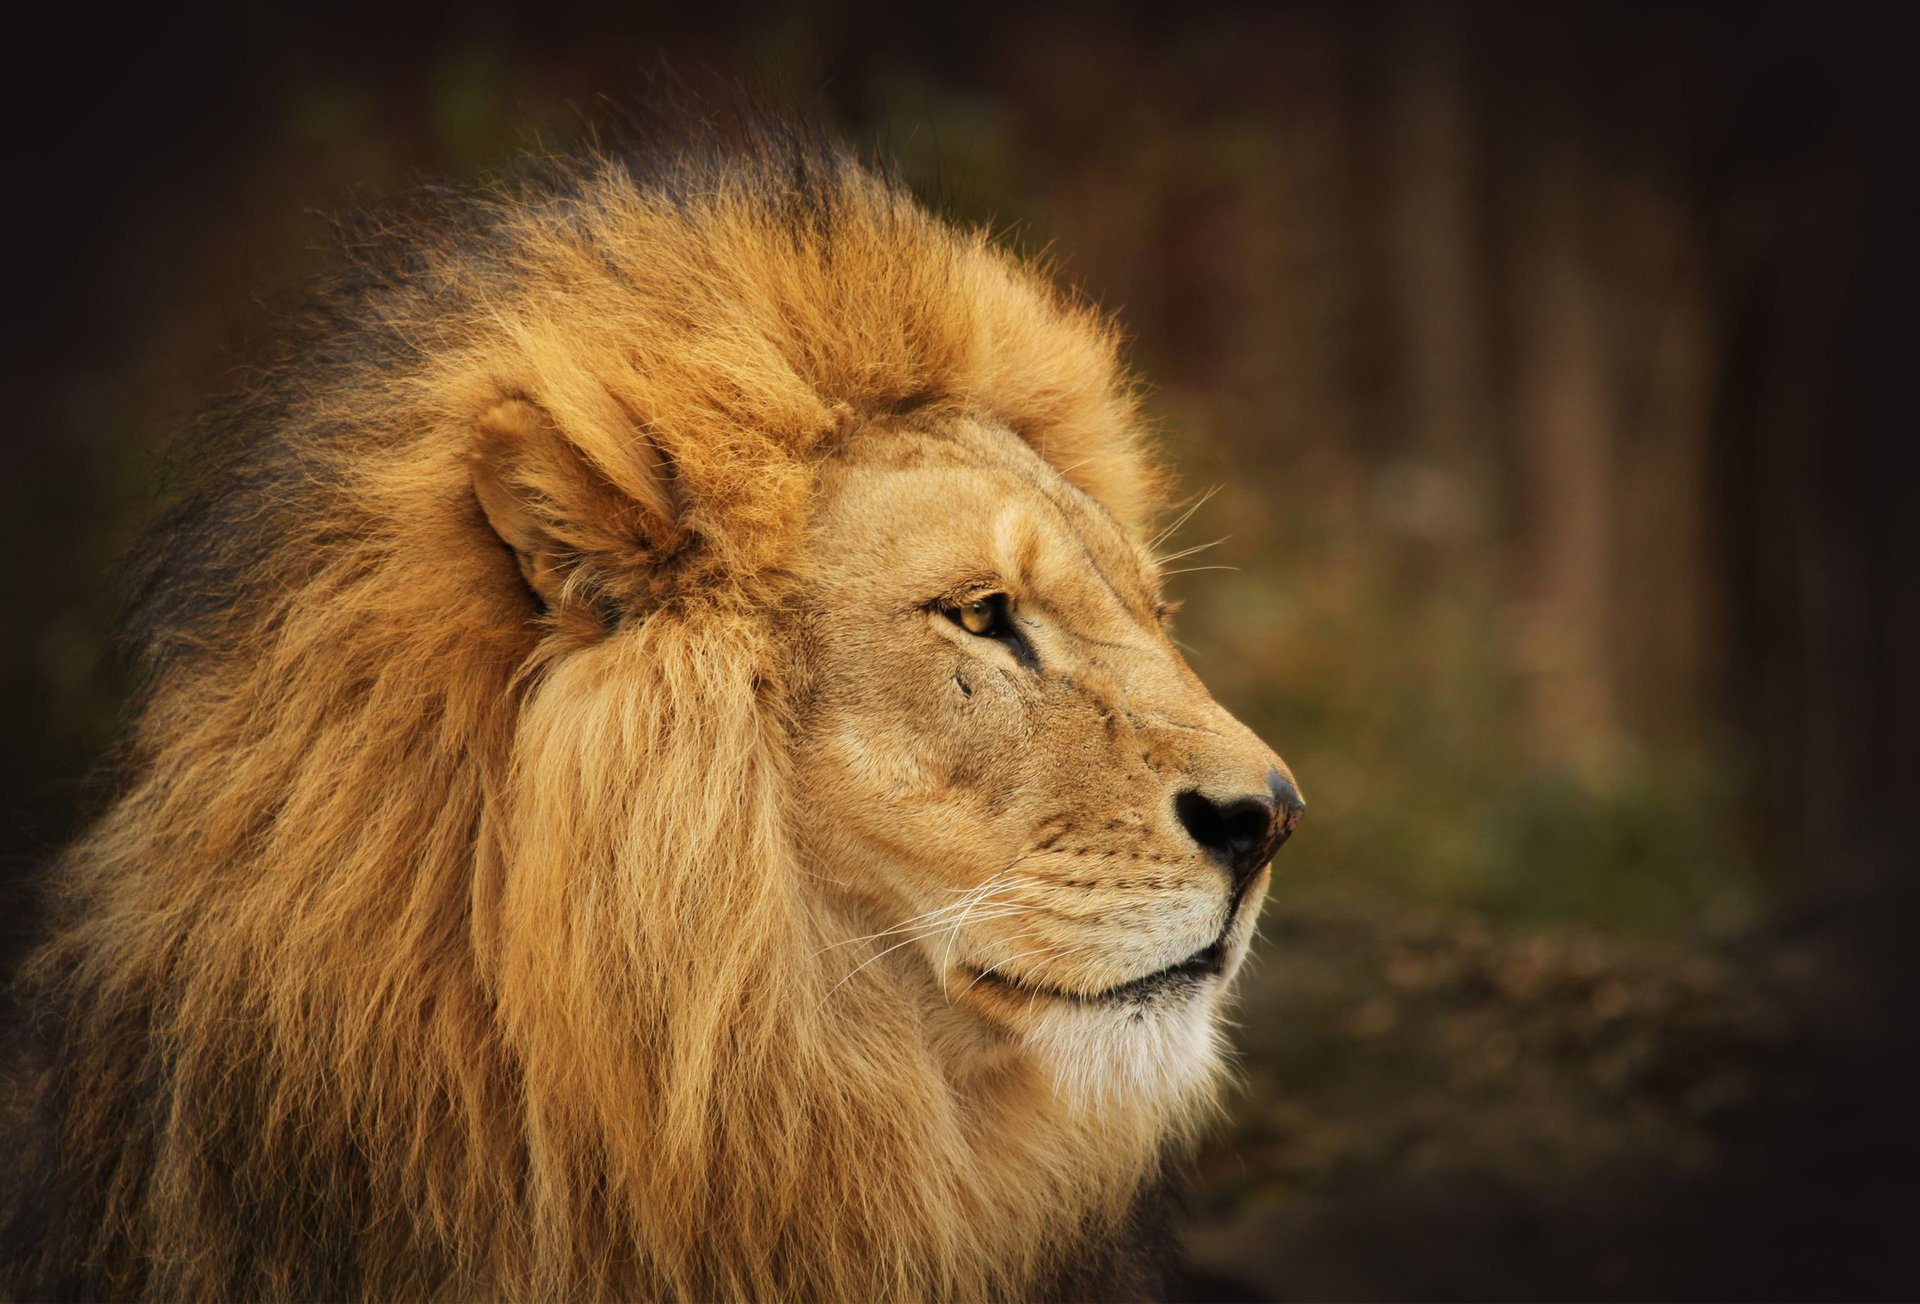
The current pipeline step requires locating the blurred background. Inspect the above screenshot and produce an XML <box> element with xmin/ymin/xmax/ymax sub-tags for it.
<box><xmin>3</xmin><ymin>3</ymin><xmax>1915</xmax><ymax>1299</ymax></box>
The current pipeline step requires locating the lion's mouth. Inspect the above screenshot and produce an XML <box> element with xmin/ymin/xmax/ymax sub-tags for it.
<box><xmin>968</xmin><ymin>940</ymin><xmax>1226</xmax><ymax>1006</ymax></box>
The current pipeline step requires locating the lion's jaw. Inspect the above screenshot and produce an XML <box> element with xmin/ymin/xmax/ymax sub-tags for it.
<box><xmin>791</xmin><ymin>415</ymin><xmax>1298</xmax><ymax>1117</ymax></box>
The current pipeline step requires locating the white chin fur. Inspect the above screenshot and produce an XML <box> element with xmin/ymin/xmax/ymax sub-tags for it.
<box><xmin>1017</xmin><ymin>983</ymin><xmax>1228</xmax><ymax>1114</ymax></box>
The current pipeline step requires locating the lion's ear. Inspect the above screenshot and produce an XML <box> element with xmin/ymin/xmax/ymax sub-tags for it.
<box><xmin>468</xmin><ymin>397</ymin><xmax>679</xmax><ymax>610</ymax></box>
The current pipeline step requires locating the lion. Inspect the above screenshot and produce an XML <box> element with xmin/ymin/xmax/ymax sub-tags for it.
<box><xmin>1</xmin><ymin>126</ymin><xmax>1302</xmax><ymax>1301</ymax></box>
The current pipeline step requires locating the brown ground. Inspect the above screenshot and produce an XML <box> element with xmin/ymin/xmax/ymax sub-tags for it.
<box><xmin>1179</xmin><ymin>891</ymin><xmax>1917</xmax><ymax>1301</ymax></box>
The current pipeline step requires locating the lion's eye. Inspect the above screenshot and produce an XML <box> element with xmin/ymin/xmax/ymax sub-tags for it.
<box><xmin>950</xmin><ymin>593</ymin><xmax>1010</xmax><ymax>638</ymax></box>
<box><xmin>942</xmin><ymin>593</ymin><xmax>1037</xmax><ymax>668</ymax></box>
<box><xmin>957</xmin><ymin>597</ymin><xmax>1000</xmax><ymax>636</ymax></box>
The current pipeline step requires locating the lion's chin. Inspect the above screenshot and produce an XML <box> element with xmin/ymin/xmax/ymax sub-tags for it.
<box><xmin>925</xmin><ymin>871</ymin><xmax>1269</xmax><ymax>1108</ymax></box>
<box><xmin>1006</xmin><ymin>981</ymin><xmax>1231</xmax><ymax>1111</ymax></box>
<box><xmin>942</xmin><ymin>934</ymin><xmax>1247</xmax><ymax>1111</ymax></box>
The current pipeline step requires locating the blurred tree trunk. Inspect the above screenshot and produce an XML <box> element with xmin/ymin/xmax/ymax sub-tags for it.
<box><xmin>1380</xmin><ymin>7</ymin><xmax>1493</xmax><ymax>476</ymax></box>
<box><xmin>1507</xmin><ymin>144</ymin><xmax>1621</xmax><ymax>777</ymax></box>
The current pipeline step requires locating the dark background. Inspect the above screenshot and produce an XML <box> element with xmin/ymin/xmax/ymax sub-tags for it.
<box><xmin>4</xmin><ymin>4</ymin><xmax>1916</xmax><ymax>1299</ymax></box>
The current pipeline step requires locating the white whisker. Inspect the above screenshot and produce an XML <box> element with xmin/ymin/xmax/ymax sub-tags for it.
<box><xmin>1147</xmin><ymin>485</ymin><xmax>1220</xmax><ymax>554</ymax></box>
<box><xmin>957</xmin><ymin>944</ymin><xmax>1053</xmax><ymax>1001</ymax></box>
<box><xmin>1150</xmin><ymin>534</ymin><xmax>1229</xmax><ymax>567</ymax></box>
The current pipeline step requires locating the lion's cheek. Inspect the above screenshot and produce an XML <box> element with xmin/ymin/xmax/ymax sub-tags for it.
<box><xmin>796</xmin><ymin>720</ymin><xmax>1023</xmax><ymax>875</ymax></box>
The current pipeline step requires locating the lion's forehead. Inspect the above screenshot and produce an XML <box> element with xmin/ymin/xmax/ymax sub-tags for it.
<box><xmin>811</xmin><ymin>423</ymin><xmax>1160</xmax><ymax>617</ymax></box>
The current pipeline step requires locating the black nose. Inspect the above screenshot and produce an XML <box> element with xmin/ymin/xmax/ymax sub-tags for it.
<box><xmin>1175</xmin><ymin>770</ymin><xmax>1304</xmax><ymax>896</ymax></box>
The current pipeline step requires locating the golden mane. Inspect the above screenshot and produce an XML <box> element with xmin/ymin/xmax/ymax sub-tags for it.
<box><xmin>3</xmin><ymin>130</ymin><xmax>1184</xmax><ymax>1299</ymax></box>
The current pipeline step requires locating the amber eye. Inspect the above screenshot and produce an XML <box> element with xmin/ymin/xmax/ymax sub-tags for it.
<box><xmin>941</xmin><ymin>593</ymin><xmax>1037</xmax><ymax>668</ymax></box>
<box><xmin>958</xmin><ymin>598</ymin><xmax>998</xmax><ymax>636</ymax></box>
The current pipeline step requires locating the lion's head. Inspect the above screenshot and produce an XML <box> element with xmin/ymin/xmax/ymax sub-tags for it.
<box><xmin>794</xmin><ymin>414</ymin><xmax>1299</xmax><ymax>1107</ymax></box>
<box><xmin>4</xmin><ymin>129</ymin><xmax>1299</xmax><ymax>1302</ymax></box>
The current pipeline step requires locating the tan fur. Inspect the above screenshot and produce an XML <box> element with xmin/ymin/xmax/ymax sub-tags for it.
<box><xmin>4</xmin><ymin>134</ymin><xmax>1296</xmax><ymax>1301</ymax></box>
